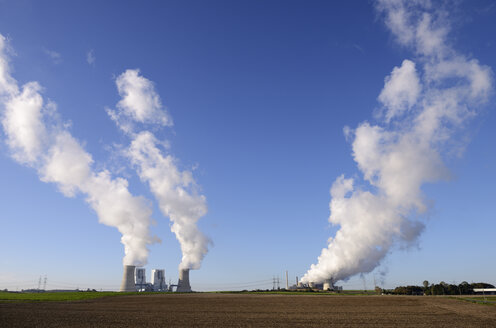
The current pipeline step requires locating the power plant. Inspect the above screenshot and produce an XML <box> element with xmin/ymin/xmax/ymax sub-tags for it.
<box><xmin>119</xmin><ymin>265</ymin><xmax>341</xmax><ymax>293</ymax></box>
<box><xmin>176</xmin><ymin>269</ymin><xmax>192</xmax><ymax>292</ymax></box>
<box><xmin>120</xmin><ymin>266</ymin><xmax>193</xmax><ymax>292</ymax></box>
<box><xmin>151</xmin><ymin>269</ymin><xmax>167</xmax><ymax>292</ymax></box>
<box><xmin>120</xmin><ymin>265</ymin><xmax>137</xmax><ymax>292</ymax></box>
<box><xmin>291</xmin><ymin>277</ymin><xmax>343</xmax><ymax>292</ymax></box>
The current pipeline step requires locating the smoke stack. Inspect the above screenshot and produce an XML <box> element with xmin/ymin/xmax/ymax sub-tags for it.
<box><xmin>176</xmin><ymin>268</ymin><xmax>192</xmax><ymax>292</ymax></box>
<box><xmin>120</xmin><ymin>265</ymin><xmax>137</xmax><ymax>292</ymax></box>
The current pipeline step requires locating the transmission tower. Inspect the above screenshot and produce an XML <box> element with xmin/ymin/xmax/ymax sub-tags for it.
<box><xmin>43</xmin><ymin>275</ymin><xmax>47</xmax><ymax>291</ymax></box>
<box><xmin>37</xmin><ymin>276</ymin><xmax>42</xmax><ymax>290</ymax></box>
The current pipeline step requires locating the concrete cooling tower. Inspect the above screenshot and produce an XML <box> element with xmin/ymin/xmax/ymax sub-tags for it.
<box><xmin>120</xmin><ymin>265</ymin><xmax>137</xmax><ymax>292</ymax></box>
<box><xmin>176</xmin><ymin>268</ymin><xmax>192</xmax><ymax>292</ymax></box>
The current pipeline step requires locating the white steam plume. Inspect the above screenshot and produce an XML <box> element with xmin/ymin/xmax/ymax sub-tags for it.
<box><xmin>108</xmin><ymin>69</ymin><xmax>209</xmax><ymax>270</ymax></box>
<box><xmin>0</xmin><ymin>34</ymin><xmax>156</xmax><ymax>266</ymax></box>
<box><xmin>301</xmin><ymin>0</ymin><xmax>492</xmax><ymax>284</ymax></box>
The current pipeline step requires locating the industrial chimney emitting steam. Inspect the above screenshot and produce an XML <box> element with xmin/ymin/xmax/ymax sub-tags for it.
<box><xmin>120</xmin><ymin>265</ymin><xmax>137</xmax><ymax>292</ymax></box>
<box><xmin>176</xmin><ymin>268</ymin><xmax>192</xmax><ymax>292</ymax></box>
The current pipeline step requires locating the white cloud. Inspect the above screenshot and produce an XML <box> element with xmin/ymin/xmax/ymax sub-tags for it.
<box><xmin>377</xmin><ymin>0</ymin><xmax>449</xmax><ymax>57</ymax></box>
<box><xmin>301</xmin><ymin>0</ymin><xmax>493</xmax><ymax>284</ymax></box>
<box><xmin>1</xmin><ymin>81</ymin><xmax>47</xmax><ymax>164</ymax></box>
<box><xmin>0</xmin><ymin>34</ymin><xmax>157</xmax><ymax>266</ymax></box>
<box><xmin>43</xmin><ymin>48</ymin><xmax>62</xmax><ymax>64</ymax></box>
<box><xmin>86</xmin><ymin>49</ymin><xmax>95</xmax><ymax>66</ymax></box>
<box><xmin>109</xmin><ymin>70</ymin><xmax>210</xmax><ymax>271</ymax></box>
<box><xmin>0</xmin><ymin>35</ymin><xmax>18</xmax><ymax>96</ymax></box>
<box><xmin>128</xmin><ymin>131</ymin><xmax>209</xmax><ymax>270</ymax></box>
<box><xmin>378</xmin><ymin>59</ymin><xmax>421</xmax><ymax>122</ymax></box>
<box><xmin>110</xmin><ymin>69</ymin><xmax>172</xmax><ymax>133</ymax></box>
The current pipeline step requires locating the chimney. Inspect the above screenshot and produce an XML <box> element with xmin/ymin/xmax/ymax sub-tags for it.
<box><xmin>120</xmin><ymin>265</ymin><xmax>137</xmax><ymax>292</ymax></box>
<box><xmin>176</xmin><ymin>268</ymin><xmax>192</xmax><ymax>292</ymax></box>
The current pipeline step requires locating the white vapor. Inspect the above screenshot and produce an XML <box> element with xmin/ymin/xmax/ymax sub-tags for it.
<box><xmin>378</xmin><ymin>60</ymin><xmax>421</xmax><ymax>122</ymax></box>
<box><xmin>0</xmin><ymin>34</ymin><xmax>156</xmax><ymax>266</ymax></box>
<box><xmin>109</xmin><ymin>69</ymin><xmax>209</xmax><ymax>270</ymax></box>
<box><xmin>86</xmin><ymin>49</ymin><xmax>95</xmax><ymax>66</ymax></box>
<box><xmin>301</xmin><ymin>0</ymin><xmax>492</xmax><ymax>284</ymax></box>
<box><xmin>43</xmin><ymin>48</ymin><xmax>62</xmax><ymax>64</ymax></box>
<box><xmin>107</xmin><ymin>69</ymin><xmax>172</xmax><ymax>134</ymax></box>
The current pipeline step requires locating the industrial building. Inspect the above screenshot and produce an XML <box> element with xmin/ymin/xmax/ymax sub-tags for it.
<box><xmin>120</xmin><ymin>266</ymin><xmax>169</xmax><ymax>292</ymax></box>
<box><xmin>152</xmin><ymin>269</ymin><xmax>167</xmax><ymax>291</ymax></box>
<box><xmin>474</xmin><ymin>288</ymin><xmax>496</xmax><ymax>295</ymax></box>
<box><xmin>291</xmin><ymin>277</ymin><xmax>343</xmax><ymax>292</ymax></box>
<box><xmin>119</xmin><ymin>265</ymin><xmax>192</xmax><ymax>292</ymax></box>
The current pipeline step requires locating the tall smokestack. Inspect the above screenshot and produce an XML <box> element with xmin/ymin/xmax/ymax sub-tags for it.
<box><xmin>176</xmin><ymin>268</ymin><xmax>192</xmax><ymax>292</ymax></box>
<box><xmin>120</xmin><ymin>265</ymin><xmax>136</xmax><ymax>292</ymax></box>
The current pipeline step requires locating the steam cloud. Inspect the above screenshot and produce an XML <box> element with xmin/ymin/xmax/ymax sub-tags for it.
<box><xmin>108</xmin><ymin>69</ymin><xmax>210</xmax><ymax>270</ymax></box>
<box><xmin>301</xmin><ymin>0</ymin><xmax>492</xmax><ymax>284</ymax></box>
<box><xmin>0</xmin><ymin>34</ymin><xmax>156</xmax><ymax>266</ymax></box>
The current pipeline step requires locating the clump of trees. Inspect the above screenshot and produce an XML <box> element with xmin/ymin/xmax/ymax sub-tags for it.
<box><xmin>389</xmin><ymin>281</ymin><xmax>494</xmax><ymax>295</ymax></box>
<box><xmin>391</xmin><ymin>285</ymin><xmax>424</xmax><ymax>295</ymax></box>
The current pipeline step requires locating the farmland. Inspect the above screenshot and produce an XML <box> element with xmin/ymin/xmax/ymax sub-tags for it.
<box><xmin>1</xmin><ymin>293</ymin><xmax>495</xmax><ymax>327</ymax></box>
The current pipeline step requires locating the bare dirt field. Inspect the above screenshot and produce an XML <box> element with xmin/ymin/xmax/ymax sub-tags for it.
<box><xmin>1</xmin><ymin>293</ymin><xmax>495</xmax><ymax>327</ymax></box>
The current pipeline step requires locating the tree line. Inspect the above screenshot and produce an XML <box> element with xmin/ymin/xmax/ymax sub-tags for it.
<box><xmin>381</xmin><ymin>281</ymin><xmax>494</xmax><ymax>295</ymax></box>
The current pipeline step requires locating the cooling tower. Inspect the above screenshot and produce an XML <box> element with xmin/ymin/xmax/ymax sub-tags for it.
<box><xmin>120</xmin><ymin>265</ymin><xmax>137</xmax><ymax>292</ymax></box>
<box><xmin>176</xmin><ymin>268</ymin><xmax>192</xmax><ymax>292</ymax></box>
<box><xmin>323</xmin><ymin>279</ymin><xmax>333</xmax><ymax>291</ymax></box>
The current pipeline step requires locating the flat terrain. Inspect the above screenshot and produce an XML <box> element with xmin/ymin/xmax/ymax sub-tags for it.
<box><xmin>1</xmin><ymin>293</ymin><xmax>495</xmax><ymax>327</ymax></box>
<box><xmin>0</xmin><ymin>291</ymin><xmax>139</xmax><ymax>302</ymax></box>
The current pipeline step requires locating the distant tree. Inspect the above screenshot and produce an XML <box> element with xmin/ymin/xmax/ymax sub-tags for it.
<box><xmin>458</xmin><ymin>281</ymin><xmax>472</xmax><ymax>295</ymax></box>
<box><xmin>431</xmin><ymin>284</ymin><xmax>444</xmax><ymax>295</ymax></box>
<box><xmin>392</xmin><ymin>286</ymin><xmax>423</xmax><ymax>295</ymax></box>
<box><xmin>374</xmin><ymin>286</ymin><xmax>382</xmax><ymax>295</ymax></box>
<box><xmin>471</xmin><ymin>282</ymin><xmax>495</xmax><ymax>289</ymax></box>
<box><xmin>392</xmin><ymin>281</ymin><xmax>494</xmax><ymax>296</ymax></box>
<box><xmin>446</xmin><ymin>284</ymin><xmax>458</xmax><ymax>295</ymax></box>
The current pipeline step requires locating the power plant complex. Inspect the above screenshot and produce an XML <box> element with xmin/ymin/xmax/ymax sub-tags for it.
<box><xmin>119</xmin><ymin>264</ymin><xmax>341</xmax><ymax>293</ymax></box>
<box><xmin>120</xmin><ymin>265</ymin><xmax>192</xmax><ymax>292</ymax></box>
<box><xmin>290</xmin><ymin>277</ymin><xmax>343</xmax><ymax>292</ymax></box>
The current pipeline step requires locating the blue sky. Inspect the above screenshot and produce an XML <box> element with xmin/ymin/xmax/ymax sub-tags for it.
<box><xmin>0</xmin><ymin>0</ymin><xmax>495</xmax><ymax>291</ymax></box>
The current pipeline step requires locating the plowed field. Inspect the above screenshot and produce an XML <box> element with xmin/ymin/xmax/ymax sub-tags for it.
<box><xmin>1</xmin><ymin>294</ymin><xmax>495</xmax><ymax>327</ymax></box>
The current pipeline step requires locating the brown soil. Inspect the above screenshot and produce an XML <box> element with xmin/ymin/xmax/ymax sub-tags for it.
<box><xmin>1</xmin><ymin>294</ymin><xmax>495</xmax><ymax>327</ymax></box>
